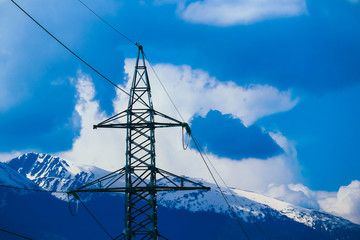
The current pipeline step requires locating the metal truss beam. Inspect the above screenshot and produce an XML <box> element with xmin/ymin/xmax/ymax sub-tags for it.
<box><xmin>69</xmin><ymin>45</ymin><xmax>209</xmax><ymax>240</ymax></box>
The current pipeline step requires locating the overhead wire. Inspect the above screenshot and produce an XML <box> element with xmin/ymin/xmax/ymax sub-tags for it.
<box><xmin>10</xmin><ymin>0</ymin><xmax>130</xmax><ymax>97</ymax></box>
<box><xmin>143</xmin><ymin>43</ymin><xmax>266</xmax><ymax>240</ymax></box>
<box><xmin>142</xmin><ymin>48</ymin><xmax>253</xmax><ymax>239</ymax></box>
<box><xmin>0</xmin><ymin>228</ymin><xmax>34</xmax><ymax>240</ymax></box>
<box><xmin>143</xmin><ymin>47</ymin><xmax>255</xmax><ymax>238</ymax></box>
<box><xmin>74</xmin><ymin>0</ymin><xmax>186</xmax><ymax>122</ymax></box>
<box><xmin>0</xmin><ymin>184</ymin><xmax>67</xmax><ymax>194</ymax></box>
<box><xmin>76</xmin><ymin>0</ymin><xmax>137</xmax><ymax>47</ymax></box>
<box><xmin>0</xmin><ymin>184</ymin><xmax>113</xmax><ymax>239</ymax></box>
<box><xmin>9</xmin><ymin>0</ymin><xmax>262</xmax><ymax>238</ymax></box>
<box><xmin>190</xmin><ymin>135</ymin><xmax>251</xmax><ymax>240</ymax></box>
<box><xmin>67</xmin><ymin>193</ymin><xmax>80</xmax><ymax>216</ymax></box>
<box><xmin>74</xmin><ymin>0</ymin><xmax>185</xmax><ymax>123</ymax></box>
<box><xmin>199</xmin><ymin>145</ymin><xmax>271</xmax><ymax>239</ymax></box>
<box><xmin>182</xmin><ymin>126</ymin><xmax>191</xmax><ymax>150</ymax></box>
<box><xmin>149</xmin><ymin>68</ymin><xmax>267</xmax><ymax>238</ymax></box>
<box><xmin>78</xmin><ymin>197</ymin><xmax>114</xmax><ymax>239</ymax></box>
<box><xmin>75</xmin><ymin>1</ymin><xmax>253</xmax><ymax>236</ymax></box>
<box><xmin>144</xmin><ymin>53</ymin><xmax>186</xmax><ymax>122</ymax></box>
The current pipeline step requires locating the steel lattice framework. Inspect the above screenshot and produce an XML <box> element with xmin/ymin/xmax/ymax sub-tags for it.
<box><xmin>69</xmin><ymin>45</ymin><xmax>209</xmax><ymax>240</ymax></box>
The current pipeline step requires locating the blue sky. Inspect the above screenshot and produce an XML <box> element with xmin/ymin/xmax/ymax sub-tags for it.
<box><xmin>1</xmin><ymin>0</ymin><xmax>360</xmax><ymax>222</ymax></box>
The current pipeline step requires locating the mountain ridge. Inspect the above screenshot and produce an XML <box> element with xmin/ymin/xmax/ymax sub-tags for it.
<box><xmin>2</xmin><ymin>152</ymin><xmax>360</xmax><ymax>239</ymax></box>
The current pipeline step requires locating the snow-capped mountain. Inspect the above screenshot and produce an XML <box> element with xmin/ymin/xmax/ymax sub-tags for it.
<box><xmin>5</xmin><ymin>152</ymin><xmax>108</xmax><ymax>197</ymax></box>
<box><xmin>0</xmin><ymin>161</ymin><xmax>38</xmax><ymax>190</ymax></box>
<box><xmin>2</xmin><ymin>153</ymin><xmax>360</xmax><ymax>240</ymax></box>
<box><xmin>158</xmin><ymin>178</ymin><xmax>359</xmax><ymax>235</ymax></box>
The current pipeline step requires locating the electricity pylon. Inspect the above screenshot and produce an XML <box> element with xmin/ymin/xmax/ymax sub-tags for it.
<box><xmin>69</xmin><ymin>45</ymin><xmax>210</xmax><ymax>240</ymax></box>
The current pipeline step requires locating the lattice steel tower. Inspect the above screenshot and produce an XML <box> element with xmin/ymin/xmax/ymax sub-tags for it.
<box><xmin>70</xmin><ymin>45</ymin><xmax>209</xmax><ymax>240</ymax></box>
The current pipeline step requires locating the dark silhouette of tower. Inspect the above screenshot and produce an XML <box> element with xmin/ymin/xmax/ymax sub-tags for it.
<box><xmin>69</xmin><ymin>45</ymin><xmax>209</xmax><ymax>240</ymax></box>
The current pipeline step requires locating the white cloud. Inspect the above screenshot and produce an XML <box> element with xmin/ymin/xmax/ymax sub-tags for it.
<box><xmin>155</xmin><ymin>128</ymin><xmax>299</xmax><ymax>191</ymax></box>
<box><xmin>58</xmin><ymin>72</ymin><xmax>126</xmax><ymax>170</ymax></box>
<box><xmin>58</xmin><ymin>61</ymin><xmax>300</xmax><ymax>191</ymax></box>
<box><xmin>262</xmin><ymin>181</ymin><xmax>360</xmax><ymax>224</ymax></box>
<box><xmin>269</xmin><ymin>131</ymin><xmax>296</xmax><ymax>156</ymax></box>
<box><xmin>262</xmin><ymin>183</ymin><xmax>320</xmax><ymax>209</ymax></box>
<box><xmin>36</xmin><ymin>61</ymin><xmax>360</xmax><ymax>224</ymax></box>
<box><xmin>175</xmin><ymin>0</ymin><xmax>308</xmax><ymax>26</ymax></box>
<box><xmin>319</xmin><ymin>180</ymin><xmax>360</xmax><ymax>224</ymax></box>
<box><xmin>123</xmin><ymin>60</ymin><xmax>298</xmax><ymax>127</ymax></box>
<box><xmin>0</xmin><ymin>151</ymin><xmax>22</xmax><ymax>163</ymax></box>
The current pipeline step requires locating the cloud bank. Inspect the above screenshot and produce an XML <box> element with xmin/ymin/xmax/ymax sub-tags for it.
<box><xmin>262</xmin><ymin>181</ymin><xmax>360</xmax><ymax>224</ymax></box>
<box><xmin>59</xmin><ymin>73</ymin><xmax>124</xmax><ymax>170</ymax></box>
<box><xmin>319</xmin><ymin>180</ymin><xmax>360</xmax><ymax>224</ymax></box>
<box><xmin>123</xmin><ymin>60</ymin><xmax>298</xmax><ymax>127</ymax></box>
<box><xmin>263</xmin><ymin>183</ymin><xmax>320</xmax><ymax>209</ymax></box>
<box><xmin>59</xmin><ymin>61</ymin><xmax>299</xmax><ymax>192</ymax></box>
<box><xmin>47</xmin><ymin>61</ymin><xmax>360</xmax><ymax>224</ymax></box>
<box><xmin>174</xmin><ymin>0</ymin><xmax>307</xmax><ymax>26</ymax></box>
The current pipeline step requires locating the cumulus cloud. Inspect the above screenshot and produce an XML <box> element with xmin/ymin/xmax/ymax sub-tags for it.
<box><xmin>58</xmin><ymin>61</ymin><xmax>300</xmax><ymax>191</ymax></box>
<box><xmin>59</xmin><ymin>72</ymin><xmax>125</xmax><ymax>170</ymax></box>
<box><xmin>262</xmin><ymin>183</ymin><xmax>320</xmax><ymax>209</ymax></box>
<box><xmin>123</xmin><ymin>60</ymin><xmax>299</xmax><ymax>127</ymax></box>
<box><xmin>262</xmin><ymin>181</ymin><xmax>360</xmax><ymax>224</ymax></box>
<box><xmin>319</xmin><ymin>180</ymin><xmax>360</xmax><ymax>224</ymax></box>
<box><xmin>60</xmin><ymin>62</ymin><xmax>360</xmax><ymax>226</ymax></box>
<box><xmin>174</xmin><ymin>0</ymin><xmax>307</xmax><ymax>26</ymax></box>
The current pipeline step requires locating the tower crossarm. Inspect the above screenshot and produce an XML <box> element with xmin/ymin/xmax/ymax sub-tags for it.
<box><xmin>72</xmin><ymin>45</ymin><xmax>207</xmax><ymax>239</ymax></box>
<box><xmin>68</xmin><ymin>166</ymin><xmax>210</xmax><ymax>195</ymax></box>
<box><xmin>69</xmin><ymin>186</ymin><xmax>209</xmax><ymax>194</ymax></box>
<box><xmin>93</xmin><ymin>109</ymin><xmax>188</xmax><ymax>130</ymax></box>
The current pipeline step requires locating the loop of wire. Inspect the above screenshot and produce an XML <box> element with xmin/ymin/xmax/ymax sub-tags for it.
<box><xmin>182</xmin><ymin>126</ymin><xmax>191</xmax><ymax>150</ymax></box>
<box><xmin>67</xmin><ymin>193</ymin><xmax>79</xmax><ymax>216</ymax></box>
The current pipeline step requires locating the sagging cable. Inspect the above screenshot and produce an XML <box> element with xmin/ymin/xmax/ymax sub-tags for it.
<box><xmin>67</xmin><ymin>192</ymin><xmax>80</xmax><ymax>216</ymax></box>
<box><xmin>182</xmin><ymin>123</ymin><xmax>191</xmax><ymax>150</ymax></box>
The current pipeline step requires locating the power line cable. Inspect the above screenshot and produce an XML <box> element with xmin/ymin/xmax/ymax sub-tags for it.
<box><xmin>144</xmin><ymin>53</ymin><xmax>186</xmax><ymax>122</ymax></box>
<box><xmin>200</xmin><ymin>152</ymin><xmax>271</xmax><ymax>239</ymax></box>
<box><xmin>144</xmin><ymin>41</ymin><xmax>253</xmax><ymax>239</ymax></box>
<box><xmin>142</xmin><ymin>52</ymin><xmax>256</xmax><ymax>239</ymax></box>
<box><xmin>143</xmin><ymin>52</ymin><xmax>266</xmax><ymax>239</ymax></box>
<box><xmin>0</xmin><ymin>184</ymin><xmax>113</xmax><ymax>239</ymax></box>
<box><xmin>10</xmin><ymin>0</ymin><xmax>130</xmax><ymax>97</ymax></box>
<box><xmin>78</xmin><ymin>198</ymin><xmax>113</xmax><ymax>239</ymax></box>
<box><xmin>0</xmin><ymin>184</ymin><xmax>67</xmax><ymax>193</ymax></box>
<box><xmin>10</xmin><ymin>1</ymin><xmax>261</xmax><ymax>238</ymax></box>
<box><xmin>76</xmin><ymin>0</ymin><xmax>138</xmax><ymax>47</ymax></box>
<box><xmin>74</xmin><ymin>0</ymin><xmax>186</xmax><ymax>123</ymax></box>
<box><xmin>0</xmin><ymin>228</ymin><xmax>34</xmax><ymax>240</ymax></box>
<box><xmin>190</xmin><ymin>135</ymin><xmax>251</xmax><ymax>240</ymax></box>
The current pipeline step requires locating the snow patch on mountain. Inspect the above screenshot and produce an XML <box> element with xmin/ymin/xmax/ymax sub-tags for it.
<box><xmin>3</xmin><ymin>152</ymin><xmax>360</xmax><ymax>236</ymax></box>
<box><xmin>157</xmin><ymin>176</ymin><xmax>359</xmax><ymax>232</ymax></box>
<box><xmin>0</xmin><ymin>162</ymin><xmax>40</xmax><ymax>208</ymax></box>
<box><xmin>233</xmin><ymin>188</ymin><xmax>359</xmax><ymax>231</ymax></box>
<box><xmin>5</xmin><ymin>153</ymin><xmax>109</xmax><ymax>199</ymax></box>
<box><xmin>0</xmin><ymin>162</ymin><xmax>38</xmax><ymax>189</ymax></box>
<box><xmin>158</xmin><ymin>182</ymin><xmax>292</xmax><ymax>224</ymax></box>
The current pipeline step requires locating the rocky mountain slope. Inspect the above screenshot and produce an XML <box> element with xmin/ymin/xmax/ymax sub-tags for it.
<box><xmin>1</xmin><ymin>152</ymin><xmax>360</xmax><ymax>240</ymax></box>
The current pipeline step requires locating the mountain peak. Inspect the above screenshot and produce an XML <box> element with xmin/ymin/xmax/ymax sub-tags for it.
<box><xmin>2</xmin><ymin>152</ymin><xmax>360</xmax><ymax>239</ymax></box>
<box><xmin>5</xmin><ymin>153</ymin><xmax>108</xmax><ymax>197</ymax></box>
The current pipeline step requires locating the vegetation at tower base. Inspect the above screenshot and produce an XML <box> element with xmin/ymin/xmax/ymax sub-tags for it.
<box><xmin>1</xmin><ymin>153</ymin><xmax>360</xmax><ymax>240</ymax></box>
